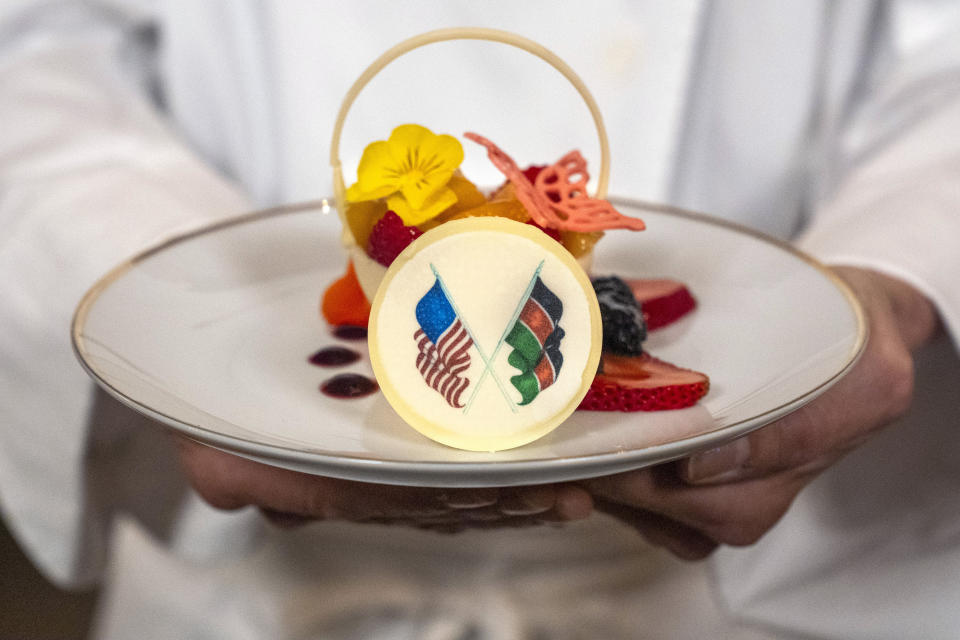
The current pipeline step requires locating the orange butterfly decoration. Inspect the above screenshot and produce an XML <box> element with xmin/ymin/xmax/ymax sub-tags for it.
<box><xmin>464</xmin><ymin>132</ymin><xmax>645</xmax><ymax>232</ymax></box>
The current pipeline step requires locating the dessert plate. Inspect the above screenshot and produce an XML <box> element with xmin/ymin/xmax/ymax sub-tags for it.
<box><xmin>72</xmin><ymin>199</ymin><xmax>865</xmax><ymax>487</ymax></box>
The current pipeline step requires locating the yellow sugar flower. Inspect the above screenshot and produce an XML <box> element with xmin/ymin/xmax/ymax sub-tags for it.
<box><xmin>346</xmin><ymin>124</ymin><xmax>464</xmax><ymax>226</ymax></box>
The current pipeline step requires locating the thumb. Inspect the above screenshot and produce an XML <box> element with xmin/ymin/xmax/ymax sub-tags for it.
<box><xmin>681</xmin><ymin>268</ymin><xmax>916</xmax><ymax>485</ymax></box>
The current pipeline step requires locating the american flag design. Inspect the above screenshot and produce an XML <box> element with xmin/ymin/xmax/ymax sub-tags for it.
<box><xmin>413</xmin><ymin>279</ymin><xmax>474</xmax><ymax>408</ymax></box>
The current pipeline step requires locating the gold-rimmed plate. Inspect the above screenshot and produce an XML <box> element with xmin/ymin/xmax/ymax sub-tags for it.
<box><xmin>72</xmin><ymin>199</ymin><xmax>865</xmax><ymax>487</ymax></box>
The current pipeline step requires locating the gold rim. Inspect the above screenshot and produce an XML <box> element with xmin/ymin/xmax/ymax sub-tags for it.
<box><xmin>71</xmin><ymin>200</ymin><xmax>327</xmax><ymax>351</ymax></box>
<box><xmin>71</xmin><ymin>198</ymin><xmax>868</xmax><ymax>473</ymax></box>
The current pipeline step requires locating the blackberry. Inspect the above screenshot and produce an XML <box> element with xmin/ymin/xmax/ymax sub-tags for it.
<box><xmin>592</xmin><ymin>276</ymin><xmax>647</xmax><ymax>356</ymax></box>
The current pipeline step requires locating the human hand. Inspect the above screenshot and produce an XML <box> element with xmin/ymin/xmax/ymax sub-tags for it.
<box><xmin>174</xmin><ymin>436</ymin><xmax>593</xmax><ymax>532</ymax></box>
<box><xmin>580</xmin><ymin>266</ymin><xmax>940</xmax><ymax>560</ymax></box>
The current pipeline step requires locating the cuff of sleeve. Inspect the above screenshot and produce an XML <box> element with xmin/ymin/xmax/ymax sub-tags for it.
<box><xmin>797</xmin><ymin>172</ymin><xmax>960</xmax><ymax>351</ymax></box>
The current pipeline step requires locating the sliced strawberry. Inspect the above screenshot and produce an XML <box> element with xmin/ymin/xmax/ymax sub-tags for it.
<box><xmin>625</xmin><ymin>278</ymin><xmax>697</xmax><ymax>331</ymax></box>
<box><xmin>579</xmin><ymin>353</ymin><xmax>709</xmax><ymax>411</ymax></box>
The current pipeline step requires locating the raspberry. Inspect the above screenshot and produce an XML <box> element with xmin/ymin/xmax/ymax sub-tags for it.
<box><xmin>366</xmin><ymin>211</ymin><xmax>423</xmax><ymax>267</ymax></box>
<box><xmin>522</xmin><ymin>165</ymin><xmax>546</xmax><ymax>183</ymax></box>
<box><xmin>526</xmin><ymin>219</ymin><xmax>562</xmax><ymax>242</ymax></box>
<box><xmin>520</xmin><ymin>166</ymin><xmax>563</xmax><ymax>241</ymax></box>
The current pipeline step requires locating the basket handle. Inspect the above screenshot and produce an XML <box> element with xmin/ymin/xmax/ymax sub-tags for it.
<box><xmin>330</xmin><ymin>27</ymin><xmax>611</xmax><ymax>221</ymax></box>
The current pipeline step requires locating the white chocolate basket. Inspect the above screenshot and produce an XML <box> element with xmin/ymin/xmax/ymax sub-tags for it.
<box><xmin>329</xmin><ymin>28</ymin><xmax>613</xmax><ymax>297</ymax></box>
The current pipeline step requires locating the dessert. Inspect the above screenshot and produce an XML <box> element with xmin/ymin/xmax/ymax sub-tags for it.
<box><xmin>321</xmin><ymin>122</ymin><xmax>708</xmax><ymax>451</ymax></box>
<box><xmin>318</xmin><ymin>28</ymin><xmax>708</xmax><ymax>451</ymax></box>
<box><xmin>322</xmin><ymin>124</ymin><xmax>650</xmax><ymax>327</ymax></box>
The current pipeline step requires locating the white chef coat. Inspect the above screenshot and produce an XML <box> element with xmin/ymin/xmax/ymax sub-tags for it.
<box><xmin>1</xmin><ymin>1</ymin><xmax>960</xmax><ymax>639</ymax></box>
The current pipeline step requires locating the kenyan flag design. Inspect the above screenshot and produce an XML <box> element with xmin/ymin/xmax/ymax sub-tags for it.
<box><xmin>505</xmin><ymin>278</ymin><xmax>565</xmax><ymax>405</ymax></box>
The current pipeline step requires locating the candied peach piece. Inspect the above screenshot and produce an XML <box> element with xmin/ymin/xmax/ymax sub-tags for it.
<box><xmin>419</xmin><ymin>172</ymin><xmax>487</xmax><ymax>230</ymax></box>
<box><xmin>447</xmin><ymin>172</ymin><xmax>487</xmax><ymax>211</ymax></box>
<box><xmin>561</xmin><ymin>230</ymin><xmax>604</xmax><ymax>257</ymax></box>
<box><xmin>321</xmin><ymin>261</ymin><xmax>371</xmax><ymax>327</ymax></box>
<box><xmin>442</xmin><ymin>198</ymin><xmax>531</xmax><ymax>224</ymax></box>
<box><xmin>345</xmin><ymin>200</ymin><xmax>388</xmax><ymax>249</ymax></box>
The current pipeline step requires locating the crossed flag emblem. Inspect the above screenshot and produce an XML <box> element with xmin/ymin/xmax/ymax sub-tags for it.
<box><xmin>413</xmin><ymin>260</ymin><xmax>566</xmax><ymax>412</ymax></box>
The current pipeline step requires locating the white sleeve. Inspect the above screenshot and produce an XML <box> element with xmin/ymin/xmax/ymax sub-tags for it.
<box><xmin>0</xmin><ymin>3</ymin><xmax>250</xmax><ymax>587</ymax></box>
<box><xmin>797</xmin><ymin>6</ymin><xmax>960</xmax><ymax>348</ymax></box>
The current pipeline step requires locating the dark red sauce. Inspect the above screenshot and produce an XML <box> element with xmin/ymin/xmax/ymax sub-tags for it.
<box><xmin>332</xmin><ymin>325</ymin><xmax>368</xmax><ymax>340</ymax></box>
<box><xmin>320</xmin><ymin>374</ymin><xmax>378</xmax><ymax>399</ymax></box>
<box><xmin>308</xmin><ymin>346</ymin><xmax>361</xmax><ymax>367</ymax></box>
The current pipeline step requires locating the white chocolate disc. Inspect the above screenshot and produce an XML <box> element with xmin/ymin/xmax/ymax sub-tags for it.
<box><xmin>368</xmin><ymin>217</ymin><xmax>602</xmax><ymax>451</ymax></box>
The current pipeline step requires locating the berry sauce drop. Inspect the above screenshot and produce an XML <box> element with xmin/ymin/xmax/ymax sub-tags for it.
<box><xmin>320</xmin><ymin>373</ymin><xmax>378</xmax><ymax>399</ymax></box>
<box><xmin>308</xmin><ymin>346</ymin><xmax>361</xmax><ymax>367</ymax></box>
<box><xmin>332</xmin><ymin>325</ymin><xmax>367</xmax><ymax>341</ymax></box>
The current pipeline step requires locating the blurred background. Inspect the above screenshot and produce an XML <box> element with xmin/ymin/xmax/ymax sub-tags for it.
<box><xmin>1</xmin><ymin>519</ymin><xmax>97</xmax><ymax>639</ymax></box>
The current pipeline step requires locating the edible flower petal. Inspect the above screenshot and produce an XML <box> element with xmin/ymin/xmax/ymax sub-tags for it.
<box><xmin>346</xmin><ymin>124</ymin><xmax>464</xmax><ymax>225</ymax></box>
<box><xmin>387</xmin><ymin>187</ymin><xmax>458</xmax><ymax>227</ymax></box>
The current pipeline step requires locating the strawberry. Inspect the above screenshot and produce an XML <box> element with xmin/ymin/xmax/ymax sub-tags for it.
<box><xmin>579</xmin><ymin>353</ymin><xmax>709</xmax><ymax>411</ymax></box>
<box><xmin>625</xmin><ymin>278</ymin><xmax>697</xmax><ymax>331</ymax></box>
<box><xmin>366</xmin><ymin>211</ymin><xmax>423</xmax><ymax>267</ymax></box>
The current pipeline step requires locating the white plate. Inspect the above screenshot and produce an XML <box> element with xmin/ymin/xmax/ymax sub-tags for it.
<box><xmin>72</xmin><ymin>199</ymin><xmax>865</xmax><ymax>487</ymax></box>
